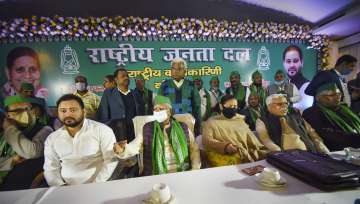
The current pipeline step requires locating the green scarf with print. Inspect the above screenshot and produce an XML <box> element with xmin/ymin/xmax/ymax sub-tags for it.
<box><xmin>152</xmin><ymin>119</ymin><xmax>190</xmax><ymax>175</ymax></box>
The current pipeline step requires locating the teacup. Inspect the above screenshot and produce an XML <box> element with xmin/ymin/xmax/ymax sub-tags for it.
<box><xmin>259</xmin><ymin>168</ymin><xmax>281</xmax><ymax>183</ymax></box>
<box><xmin>150</xmin><ymin>183</ymin><xmax>171</xmax><ymax>203</ymax></box>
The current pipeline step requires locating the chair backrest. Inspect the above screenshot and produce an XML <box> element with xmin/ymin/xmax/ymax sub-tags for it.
<box><xmin>132</xmin><ymin>113</ymin><xmax>195</xmax><ymax>174</ymax></box>
<box><xmin>132</xmin><ymin>113</ymin><xmax>195</xmax><ymax>139</ymax></box>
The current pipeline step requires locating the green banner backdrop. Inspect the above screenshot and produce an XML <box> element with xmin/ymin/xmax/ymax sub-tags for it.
<box><xmin>0</xmin><ymin>40</ymin><xmax>317</xmax><ymax>106</ymax></box>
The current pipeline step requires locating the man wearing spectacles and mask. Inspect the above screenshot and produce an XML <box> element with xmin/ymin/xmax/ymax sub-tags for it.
<box><xmin>0</xmin><ymin>96</ymin><xmax>53</xmax><ymax>190</ymax></box>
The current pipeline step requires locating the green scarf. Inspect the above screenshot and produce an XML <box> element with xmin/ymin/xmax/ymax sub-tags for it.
<box><xmin>248</xmin><ymin>107</ymin><xmax>261</xmax><ymax>125</ymax></box>
<box><xmin>230</xmin><ymin>84</ymin><xmax>246</xmax><ymax>102</ymax></box>
<box><xmin>152</xmin><ymin>119</ymin><xmax>190</xmax><ymax>175</ymax></box>
<box><xmin>249</xmin><ymin>84</ymin><xmax>266</xmax><ymax>107</ymax></box>
<box><xmin>318</xmin><ymin>104</ymin><xmax>360</xmax><ymax>134</ymax></box>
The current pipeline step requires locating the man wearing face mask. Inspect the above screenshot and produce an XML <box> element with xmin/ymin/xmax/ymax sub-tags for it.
<box><xmin>267</xmin><ymin>70</ymin><xmax>301</xmax><ymax>107</ymax></box>
<box><xmin>306</xmin><ymin>55</ymin><xmax>357</xmax><ymax>107</ymax></box>
<box><xmin>202</xmin><ymin>94</ymin><xmax>268</xmax><ymax>167</ymax></box>
<box><xmin>0</xmin><ymin>96</ymin><xmax>53</xmax><ymax>190</ymax></box>
<box><xmin>113</xmin><ymin>95</ymin><xmax>201</xmax><ymax>176</ymax></box>
<box><xmin>256</xmin><ymin>94</ymin><xmax>329</xmax><ymax>154</ymax></box>
<box><xmin>303</xmin><ymin>83</ymin><xmax>360</xmax><ymax>151</ymax></box>
<box><xmin>73</xmin><ymin>75</ymin><xmax>100</xmax><ymax>120</ymax></box>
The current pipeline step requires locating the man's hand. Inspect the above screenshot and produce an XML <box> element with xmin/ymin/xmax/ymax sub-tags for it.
<box><xmin>225</xmin><ymin>143</ymin><xmax>238</xmax><ymax>154</ymax></box>
<box><xmin>12</xmin><ymin>154</ymin><xmax>25</xmax><ymax>166</ymax></box>
<box><xmin>113</xmin><ymin>140</ymin><xmax>127</xmax><ymax>154</ymax></box>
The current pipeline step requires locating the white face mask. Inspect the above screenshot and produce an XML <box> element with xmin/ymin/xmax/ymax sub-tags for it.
<box><xmin>75</xmin><ymin>82</ymin><xmax>87</xmax><ymax>91</ymax></box>
<box><xmin>274</xmin><ymin>80</ymin><xmax>285</xmax><ymax>86</ymax></box>
<box><xmin>153</xmin><ymin>110</ymin><xmax>168</xmax><ymax>123</ymax></box>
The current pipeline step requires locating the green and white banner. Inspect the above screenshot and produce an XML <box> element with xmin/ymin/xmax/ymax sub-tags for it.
<box><xmin>0</xmin><ymin>40</ymin><xmax>317</xmax><ymax>106</ymax></box>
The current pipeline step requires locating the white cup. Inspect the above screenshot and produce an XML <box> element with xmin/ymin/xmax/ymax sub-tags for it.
<box><xmin>260</xmin><ymin>168</ymin><xmax>281</xmax><ymax>183</ymax></box>
<box><xmin>151</xmin><ymin>183</ymin><xmax>171</xmax><ymax>203</ymax></box>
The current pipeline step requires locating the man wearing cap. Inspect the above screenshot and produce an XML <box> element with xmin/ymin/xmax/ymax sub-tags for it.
<box><xmin>114</xmin><ymin>95</ymin><xmax>201</xmax><ymax>176</ymax></box>
<box><xmin>305</xmin><ymin>55</ymin><xmax>357</xmax><ymax>107</ymax></box>
<box><xmin>158</xmin><ymin>58</ymin><xmax>201</xmax><ymax>135</ymax></box>
<box><xmin>256</xmin><ymin>94</ymin><xmax>329</xmax><ymax>154</ymax></box>
<box><xmin>73</xmin><ymin>75</ymin><xmax>100</xmax><ymax>120</ymax></box>
<box><xmin>133</xmin><ymin>75</ymin><xmax>154</xmax><ymax>115</ymax></box>
<box><xmin>193</xmin><ymin>76</ymin><xmax>211</xmax><ymax>121</ymax></box>
<box><xmin>19</xmin><ymin>82</ymin><xmax>49</xmax><ymax>126</ymax></box>
<box><xmin>303</xmin><ymin>83</ymin><xmax>360</xmax><ymax>151</ymax></box>
<box><xmin>202</xmin><ymin>94</ymin><xmax>268</xmax><ymax>167</ymax></box>
<box><xmin>0</xmin><ymin>96</ymin><xmax>53</xmax><ymax>190</ymax></box>
<box><xmin>246</xmin><ymin>71</ymin><xmax>267</xmax><ymax>108</ymax></box>
<box><xmin>208</xmin><ymin>76</ymin><xmax>224</xmax><ymax>113</ymax></box>
<box><xmin>225</xmin><ymin>71</ymin><xmax>247</xmax><ymax>111</ymax></box>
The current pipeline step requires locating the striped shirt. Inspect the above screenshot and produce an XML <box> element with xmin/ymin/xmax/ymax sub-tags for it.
<box><xmin>74</xmin><ymin>91</ymin><xmax>100</xmax><ymax>119</ymax></box>
<box><xmin>163</xmin><ymin>125</ymin><xmax>177</xmax><ymax>173</ymax></box>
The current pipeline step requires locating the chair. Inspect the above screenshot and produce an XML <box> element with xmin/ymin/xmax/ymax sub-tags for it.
<box><xmin>132</xmin><ymin>113</ymin><xmax>196</xmax><ymax>174</ymax></box>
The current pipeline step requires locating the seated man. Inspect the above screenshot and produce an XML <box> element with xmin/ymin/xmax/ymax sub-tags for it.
<box><xmin>303</xmin><ymin>83</ymin><xmax>360</xmax><ymax>151</ymax></box>
<box><xmin>240</xmin><ymin>93</ymin><xmax>263</xmax><ymax>131</ymax></box>
<box><xmin>202</xmin><ymin>94</ymin><xmax>268</xmax><ymax>167</ymax></box>
<box><xmin>256</xmin><ymin>94</ymin><xmax>329</xmax><ymax>154</ymax></box>
<box><xmin>44</xmin><ymin>94</ymin><xmax>118</xmax><ymax>186</ymax></box>
<box><xmin>0</xmin><ymin>96</ymin><xmax>53</xmax><ymax>190</ymax></box>
<box><xmin>113</xmin><ymin>95</ymin><xmax>201</xmax><ymax>176</ymax></box>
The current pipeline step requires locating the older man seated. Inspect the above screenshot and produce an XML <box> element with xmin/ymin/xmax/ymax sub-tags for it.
<box><xmin>256</xmin><ymin>94</ymin><xmax>329</xmax><ymax>154</ymax></box>
<box><xmin>114</xmin><ymin>95</ymin><xmax>201</xmax><ymax>176</ymax></box>
<box><xmin>0</xmin><ymin>96</ymin><xmax>53</xmax><ymax>190</ymax></box>
<box><xmin>303</xmin><ymin>83</ymin><xmax>360</xmax><ymax>151</ymax></box>
<box><xmin>202</xmin><ymin>94</ymin><xmax>268</xmax><ymax>167</ymax></box>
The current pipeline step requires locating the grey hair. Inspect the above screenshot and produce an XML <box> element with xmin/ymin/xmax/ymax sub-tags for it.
<box><xmin>315</xmin><ymin>89</ymin><xmax>339</xmax><ymax>101</ymax></box>
<box><xmin>171</xmin><ymin>57</ymin><xmax>187</xmax><ymax>69</ymax></box>
<box><xmin>266</xmin><ymin>94</ymin><xmax>287</xmax><ymax>106</ymax></box>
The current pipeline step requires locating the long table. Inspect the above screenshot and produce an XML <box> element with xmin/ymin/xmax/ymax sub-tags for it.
<box><xmin>0</xmin><ymin>159</ymin><xmax>359</xmax><ymax>204</ymax></box>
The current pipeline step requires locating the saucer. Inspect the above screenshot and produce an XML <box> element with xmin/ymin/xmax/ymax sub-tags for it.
<box><xmin>143</xmin><ymin>194</ymin><xmax>176</xmax><ymax>204</ymax></box>
<box><xmin>255</xmin><ymin>173</ymin><xmax>287</xmax><ymax>188</ymax></box>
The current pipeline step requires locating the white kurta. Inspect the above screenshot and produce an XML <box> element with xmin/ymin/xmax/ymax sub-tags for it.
<box><xmin>44</xmin><ymin>119</ymin><xmax>118</xmax><ymax>186</ymax></box>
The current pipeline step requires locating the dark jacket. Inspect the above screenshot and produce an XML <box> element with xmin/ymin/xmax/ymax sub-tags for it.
<box><xmin>97</xmin><ymin>88</ymin><xmax>145</xmax><ymax>123</ymax></box>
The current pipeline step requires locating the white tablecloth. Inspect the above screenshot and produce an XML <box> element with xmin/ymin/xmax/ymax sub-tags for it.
<box><xmin>1</xmin><ymin>159</ymin><xmax>359</xmax><ymax>204</ymax></box>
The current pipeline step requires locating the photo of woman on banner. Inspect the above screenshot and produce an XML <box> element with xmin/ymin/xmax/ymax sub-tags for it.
<box><xmin>1</xmin><ymin>47</ymin><xmax>48</xmax><ymax>100</ymax></box>
<box><xmin>282</xmin><ymin>45</ymin><xmax>313</xmax><ymax>112</ymax></box>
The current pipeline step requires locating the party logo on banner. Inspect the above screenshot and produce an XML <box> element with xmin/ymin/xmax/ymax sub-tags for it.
<box><xmin>60</xmin><ymin>45</ymin><xmax>80</xmax><ymax>74</ymax></box>
<box><xmin>257</xmin><ymin>46</ymin><xmax>270</xmax><ymax>70</ymax></box>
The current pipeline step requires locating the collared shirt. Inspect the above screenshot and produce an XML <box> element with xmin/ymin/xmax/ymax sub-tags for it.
<box><xmin>73</xmin><ymin>91</ymin><xmax>100</xmax><ymax>119</ymax></box>
<box><xmin>117</xmin><ymin>88</ymin><xmax>131</xmax><ymax>96</ymax></box>
<box><xmin>173</xmin><ymin>79</ymin><xmax>184</xmax><ymax>88</ymax></box>
<box><xmin>334</xmin><ymin>69</ymin><xmax>351</xmax><ymax>106</ymax></box>
<box><xmin>44</xmin><ymin>119</ymin><xmax>118</xmax><ymax>186</ymax></box>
